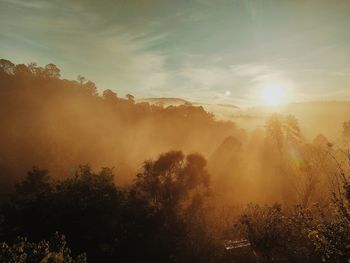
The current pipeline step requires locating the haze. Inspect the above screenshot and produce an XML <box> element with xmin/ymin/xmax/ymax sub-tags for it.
<box><xmin>1</xmin><ymin>1</ymin><xmax>350</xmax><ymax>263</ymax></box>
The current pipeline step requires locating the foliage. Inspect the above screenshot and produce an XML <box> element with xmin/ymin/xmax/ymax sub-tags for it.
<box><xmin>2</xmin><ymin>58</ymin><xmax>350</xmax><ymax>262</ymax></box>
<box><xmin>240</xmin><ymin>203</ymin><xmax>319</xmax><ymax>263</ymax></box>
<box><xmin>0</xmin><ymin>58</ymin><xmax>240</xmax><ymax>194</ymax></box>
<box><xmin>240</xmin><ymin>155</ymin><xmax>350</xmax><ymax>263</ymax></box>
<box><xmin>132</xmin><ymin>151</ymin><xmax>222</xmax><ymax>262</ymax></box>
<box><xmin>0</xmin><ymin>232</ymin><xmax>86</xmax><ymax>263</ymax></box>
<box><xmin>265</xmin><ymin>113</ymin><xmax>303</xmax><ymax>153</ymax></box>
<box><xmin>1</xmin><ymin>166</ymin><xmax>122</xmax><ymax>262</ymax></box>
<box><xmin>135</xmin><ymin>151</ymin><xmax>210</xmax><ymax>215</ymax></box>
<box><xmin>0</xmin><ymin>151</ymin><xmax>224</xmax><ymax>262</ymax></box>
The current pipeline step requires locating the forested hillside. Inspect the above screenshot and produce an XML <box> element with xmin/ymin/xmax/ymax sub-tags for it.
<box><xmin>0</xmin><ymin>59</ymin><xmax>242</xmax><ymax>193</ymax></box>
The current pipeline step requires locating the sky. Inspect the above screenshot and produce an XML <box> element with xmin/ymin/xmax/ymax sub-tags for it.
<box><xmin>1</xmin><ymin>0</ymin><xmax>350</xmax><ymax>107</ymax></box>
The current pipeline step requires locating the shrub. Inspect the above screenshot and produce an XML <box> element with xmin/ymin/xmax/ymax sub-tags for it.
<box><xmin>0</xmin><ymin>232</ymin><xmax>86</xmax><ymax>263</ymax></box>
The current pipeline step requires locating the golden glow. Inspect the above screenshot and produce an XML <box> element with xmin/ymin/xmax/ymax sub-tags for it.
<box><xmin>260</xmin><ymin>84</ymin><xmax>286</xmax><ymax>106</ymax></box>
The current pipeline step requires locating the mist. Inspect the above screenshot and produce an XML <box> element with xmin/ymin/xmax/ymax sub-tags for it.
<box><xmin>1</xmin><ymin>59</ymin><xmax>350</xmax><ymax>262</ymax></box>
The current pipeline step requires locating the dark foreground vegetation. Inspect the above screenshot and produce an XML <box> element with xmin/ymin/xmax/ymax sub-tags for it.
<box><xmin>1</xmin><ymin>59</ymin><xmax>350</xmax><ymax>262</ymax></box>
<box><xmin>1</xmin><ymin>152</ymin><xmax>224</xmax><ymax>262</ymax></box>
<box><xmin>2</xmin><ymin>152</ymin><xmax>350</xmax><ymax>263</ymax></box>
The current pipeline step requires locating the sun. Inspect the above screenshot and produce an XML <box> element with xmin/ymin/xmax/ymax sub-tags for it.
<box><xmin>260</xmin><ymin>84</ymin><xmax>286</xmax><ymax>106</ymax></box>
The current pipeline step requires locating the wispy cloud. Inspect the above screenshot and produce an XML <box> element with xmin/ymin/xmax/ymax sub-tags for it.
<box><xmin>0</xmin><ymin>0</ymin><xmax>173</xmax><ymax>97</ymax></box>
<box><xmin>1</xmin><ymin>0</ymin><xmax>350</xmax><ymax>106</ymax></box>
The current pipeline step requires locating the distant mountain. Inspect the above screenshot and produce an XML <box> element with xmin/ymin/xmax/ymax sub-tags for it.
<box><xmin>139</xmin><ymin>98</ymin><xmax>350</xmax><ymax>139</ymax></box>
<box><xmin>193</xmin><ymin>103</ymin><xmax>241</xmax><ymax>120</ymax></box>
<box><xmin>138</xmin><ymin>97</ymin><xmax>241</xmax><ymax>119</ymax></box>
<box><xmin>216</xmin><ymin>104</ymin><xmax>240</xmax><ymax>109</ymax></box>
<box><xmin>138</xmin><ymin>97</ymin><xmax>190</xmax><ymax>106</ymax></box>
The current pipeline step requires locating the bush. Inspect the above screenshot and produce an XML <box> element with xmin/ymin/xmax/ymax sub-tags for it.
<box><xmin>240</xmin><ymin>157</ymin><xmax>350</xmax><ymax>263</ymax></box>
<box><xmin>0</xmin><ymin>151</ymin><xmax>224</xmax><ymax>262</ymax></box>
<box><xmin>0</xmin><ymin>232</ymin><xmax>86</xmax><ymax>263</ymax></box>
<box><xmin>240</xmin><ymin>203</ymin><xmax>319</xmax><ymax>263</ymax></box>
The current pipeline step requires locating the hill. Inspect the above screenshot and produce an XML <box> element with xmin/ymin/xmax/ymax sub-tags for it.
<box><xmin>0</xmin><ymin>59</ymin><xmax>242</xmax><ymax>192</ymax></box>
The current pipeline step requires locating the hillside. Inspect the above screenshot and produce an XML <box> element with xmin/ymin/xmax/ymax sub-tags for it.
<box><xmin>0</xmin><ymin>59</ymin><xmax>242</xmax><ymax>191</ymax></box>
<box><xmin>139</xmin><ymin>97</ymin><xmax>241</xmax><ymax>120</ymax></box>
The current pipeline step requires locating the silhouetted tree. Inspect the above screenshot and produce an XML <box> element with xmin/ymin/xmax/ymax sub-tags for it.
<box><xmin>0</xmin><ymin>166</ymin><xmax>123</xmax><ymax>262</ymax></box>
<box><xmin>77</xmin><ymin>75</ymin><xmax>86</xmax><ymax>84</ymax></box>
<box><xmin>0</xmin><ymin>59</ymin><xmax>15</xmax><ymax>74</ymax></box>
<box><xmin>84</xmin><ymin>81</ymin><xmax>97</xmax><ymax>96</ymax></box>
<box><xmin>131</xmin><ymin>151</ymin><xmax>218</xmax><ymax>262</ymax></box>
<box><xmin>14</xmin><ymin>64</ymin><xmax>31</xmax><ymax>76</ymax></box>
<box><xmin>103</xmin><ymin>89</ymin><xmax>118</xmax><ymax>100</ymax></box>
<box><xmin>285</xmin><ymin>115</ymin><xmax>302</xmax><ymax>145</ymax></box>
<box><xmin>126</xmin><ymin>94</ymin><xmax>135</xmax><ymax>103</ymax></box>
<box><xmin>15</xmin><ymin>167</ymin><xmax>52</xmax><ymax>196</ymax></box>
<box><xmin>44</xmin><ymin>63</ymin><xmax>61</xmax><ymax>79</ymax></box>
<box><xmin>0</xmin><ymin>153</ymin><xmax>223</xmax><ymax>262</ymax></box>
<box><xmin>266</xmin><ymin>114</ymin><xmax>284</xmax><ymax>153</ymax></box>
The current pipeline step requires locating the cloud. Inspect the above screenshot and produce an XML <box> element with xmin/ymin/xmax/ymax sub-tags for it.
<box><xmin>0</xmin><ymin>0</ymin><xmax>173</xmax><ymax>97</ymax></box>
<box><xmin>230</xmin><ymin>63</ymin><xmax>269</xmax><ymax>77</ymax></box>
<box><xmin>180</xmin><ymin>66</ymin><xmax>237</xmax><ymax>88</ymax></box>
<box><xmin>1</xmin><ymin>0</ymin><xmax>350</xmax><ymax>106</ymax></box>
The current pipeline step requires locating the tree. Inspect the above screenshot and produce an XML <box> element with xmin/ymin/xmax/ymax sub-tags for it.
<box><xmin>103</xmin><ymin>89</ymin><xmax>118</xmax><ymax>100</ymax></box>
<box><xmin>14</xmin><ymin>167</ymin><xmax>52</xmax><ymax>196</ymax></box>
<box><xmin>27</xmin><ymin>62</ymin><xmax>38</xmax><ymax>75</ymax></box>
<box><xmin>343</xmin><ymin>121</ymin><xmax>350</xmax><ymax>146</ymax></box>
<box><xmin>135</xmin><ymin>151</ymin><xmax>210</xmax><ymax>215</ymax></box>
<box><xmin>84</xmin><ymin>80</ymin><xmax>97</xmax><ymax>96</ymax></box>
<box><xmin>266</xmin><ymin>114</ymin><xmax>284</xmax><ymax>154</ymax></box>
<box><xmin>265</xmin><ymin>114</ymin><xmax>302</xmax><ymax>151</ymax></box>
<box><xmin>0</xmin><ymin>166</ymin><xmax>122</xmax><ymax>262</ymax></box>
<box><xmin>240</xmin><ymin>204</ymin><xmax>320</xmax><ymax>263</ymax></box>
<box><xmin>284</xmin><ymin>115</ymin><xmax>302</xmax><ymax>145</ymax></box>
<box><xmin>313</xmin><ymin>134</ymin><xmax>332</xmax><ymax>148</ymax></box>
<box><xmin>14</xmin><ymin>64</ymin><xmax>31</xmax><ymax>76</ymax></box>
<box><xmin>132</xmin><ymin>151</ymin><xmax>216</xmax><ymax>262</ymax></box>
<box><xmin>77</xmin><ymin>75</ymin><xmax>86</xmax><ymax>85</ymax></box>
<box><xmin>0</xmin><ymin>59</ymin><xmax>15</xmax><ymax>75</ymax></box>
<box><xmin>265</xmin><ymin>114</ymin><xmax>304</xmax><ymax>203</ymax></box>
<box><xmin>44</xmin><ymin>63</ymin><xmax>61</xmax><ymax>79</ymax></box>
<box><xmin>209</xmin><ymin>136</ymin><xmax>243</xmax><ymax>200</ymax></box>
<box><xmin>126</xmin><ymin>94</ymin><xmax>135</xmax><ymax>103</ymax></box>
